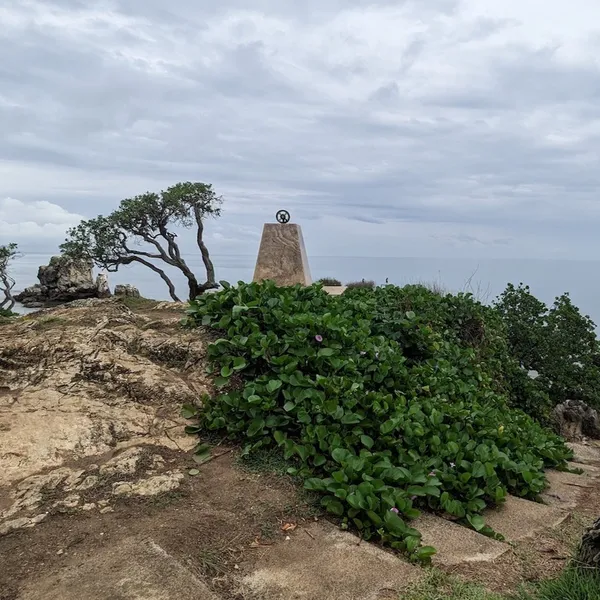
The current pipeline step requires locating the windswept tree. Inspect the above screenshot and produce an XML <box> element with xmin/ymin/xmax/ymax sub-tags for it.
<box><xmin>61</xmin><ymin>182</ymin><xmax>223</xmax><ymax>302</ymax></box>
<box><xmin>0</xmin><ymin>242</ymin><xmax>19</xmax><ymax>312</ymax></box>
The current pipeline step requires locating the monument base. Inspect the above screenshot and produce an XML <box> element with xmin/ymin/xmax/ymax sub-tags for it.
<box><xmin>253</xmin><ymin>223</ymin><xmax>312</xmax><ymax>286</ymax></box>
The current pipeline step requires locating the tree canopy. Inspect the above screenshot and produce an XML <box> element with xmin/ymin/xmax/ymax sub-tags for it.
<box><xmin>0</xmin><ymin>242</ymin><xmax>19</xmax><ymax>312</ymax></box>
<box><xmin>61</xmin><ymin>182</ymin><xmax>223</xmax><ymax>301</ymax></box>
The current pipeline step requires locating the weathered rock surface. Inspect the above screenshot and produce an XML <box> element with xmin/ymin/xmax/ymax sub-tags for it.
<box><xmin>555</xmin><ymin>399</ymin><xmax>600</xmax><ymax>440</ymax></box>
<box><xmin>0</xmin><ymin>300</ymin><xmax>209</xmax><ymax>491</ymax></box>
<box><xmin>114</xmin><ymin>283</ymin><xmax>141</xmax><ymax>298</ymax></box>
<box><xmin>95</xmin><ymin>273</ymin><xmax>111</xmax><ymax>298</ymax></box>
<box><xmin>15</xmin><ymin>255</ymin><xmax>99</xmax><ymax>306</ymax></box>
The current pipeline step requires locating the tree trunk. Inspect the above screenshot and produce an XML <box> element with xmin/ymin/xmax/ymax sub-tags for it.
<box><xmin>577</xmin><ymin>517</ymin><xmax>600</xmax><ymax>569</ymax></box>
<box><xmin>0</xmin><ymin>274</ymin><xmax>15</xmax><ymax>311</ymax></box>
<box><xmin>125</xmin><ymin>257</ymin><xmax>181</xmax><ymax>302</ymax></box>
<box><xmin>156</xmin><ymin>225</ymin><xmax>201</xmax><ymax>301</ymax></box>
<box><xmin>193</xmin><ymin>207</ymin><xmax>218</xmax><ymax>295</ymax></box>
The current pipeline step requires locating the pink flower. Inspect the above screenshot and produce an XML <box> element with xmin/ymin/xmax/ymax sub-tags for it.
<box><xmin>315</xmin><ymin>335</ymin><xmax>323</xmax><ymax>343</ymax></box>
<box><xmin>390</xmin><ymin>507</ymin><xmax>399</xmax><ymax>514</ymax></box>
<box><xmin>411</xmin><ymin>495</ymin><xmax>417</xmax><ymax>501</ymax></box>
<box><xmin>429</xmin><ymin>471</ymin><xmax>436</xmax><ymax>477</ymax></box>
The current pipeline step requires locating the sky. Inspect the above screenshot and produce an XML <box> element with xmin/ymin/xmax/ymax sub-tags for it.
<box><xmin>2</xmin><ymin>0</ymin><xmax>600</xmax><ymax>260</ymax></box>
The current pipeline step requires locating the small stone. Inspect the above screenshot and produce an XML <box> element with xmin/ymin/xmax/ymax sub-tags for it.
<box><xmin>100</xmin><ymin>448</ymin><xmax>143</xmax><ymax>477</ymax></box>
<box><xmin>82</xmin><ymin>503</ymin><xmax>96</xmax><ymax>511</ymax></box>
<box><xmin>57</xmin><ymin>549</ymin><xmax>64</xmax><ymax>556</ymax></box>
<box><xmin>98</xmin><ymin>500</ymin><xmax>110</xmax><ymax>507</ymax></box>
<box><xmin>100</xmin><ymin>507</ymin><xmax>114</xmax><ymax>514</ymax></box>
<box><xmin>53</xmin><ymin>494</ymin><xmax>81</xmax><ymax>509</ymax></box>
<box><xmin>77</xmin><ymin>476</ymin><xmax>99</xmax><ymax>491</ymax></box>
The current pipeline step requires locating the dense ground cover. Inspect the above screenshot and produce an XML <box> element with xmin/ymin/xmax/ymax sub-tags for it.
<box><xmin>184</xmin><ymin>281</ymin><xmax>576</xmax><ymax>560</ymax></box>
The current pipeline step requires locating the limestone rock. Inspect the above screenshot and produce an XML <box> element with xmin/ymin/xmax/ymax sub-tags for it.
<box><xmin>95</xmin><ymin>273</ymin><xmax>111</xmax><ymax>298</ymax></box>
<box><xmin>114</xmin><ymin>284</ymin><xmax>141</xmax><ymax>298</ymax></box>
<box><xmin>554</xmin><ymin>399</ymin><xmax>600</xmax><ymax>440</ymax></box>
<box><xmin>111</xmin><ymin>472</ymin><xmax>184</xmax><ymax>497</ymax></box>
<box><xmin>15</xmin><ymin>255</ymin><xmax>99</xmax><ymax>307</ymax></box>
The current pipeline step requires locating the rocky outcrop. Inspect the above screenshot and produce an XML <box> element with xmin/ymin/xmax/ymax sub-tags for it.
<box><xmin>96</xmin><ymin>274</ymin><xmax>111</xmax><ymax>298</ymax></box>
<box><xmin>554</xmin><ymin>399</ymin><xmax>600</xmax><ymax>441</ymax></box>
<box><xmin>15</xmin><ymin>255</ymin><xmax>100</xmax><ymax>307</ymax></box>
<box><xmin>114</xmin><ymin>284</ymin><xmax>141</xmax><ymax>298</ymax></box>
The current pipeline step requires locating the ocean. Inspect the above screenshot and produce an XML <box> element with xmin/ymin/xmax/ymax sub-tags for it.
<box><xmin>10</xmin><ymin>253</ymin><xmax>600</xmax><ymax>325</ymax></box>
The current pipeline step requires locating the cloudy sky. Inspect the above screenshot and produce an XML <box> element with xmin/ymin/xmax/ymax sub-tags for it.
<box><xmin>2</xmin><ymin>0</ymin><xmax>600</xmax><ymax>260</ymax></box>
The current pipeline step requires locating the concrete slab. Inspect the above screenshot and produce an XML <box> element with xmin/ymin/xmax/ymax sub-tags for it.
<box><xmin>239</xmin><ymin>521</ymin><xmax>421</xmax><ymax>600</ymax></box>
<box><xmin>253</xmin><ymin>223</ymin><xmax>312</xmax><ymax>286</ymax></box>
<box><xmin>568</xmin><ymin>442</ymin><xmax>600</xmax><ymax>465</ymax></box>
<box><xmin>323</xmin><ymin>286</ymin><xmax>347</xmax><ymax>296</ymax></box>
<box><xmin>569</xmin><ymin>461</ymin><xmax>600</xmax><ymax>476</ymax></box>
<box><xmin>541</xmin><ymin>470</ymin><xmax>595</xmax><ymax>510</ymax></box>
<box><xmin>484</xmin><ymin>495</ymin><xmax>568</xmax><ymax>542</ymax></box>
<box><xmin>414</xmin><ymin>513</ymin><xmax>509</xmax><ymax>567</ymax></box>
<box><xmin>17</xmin><ymin>537</ymin><xmax>219</xmax><ymax>600</ymax></box>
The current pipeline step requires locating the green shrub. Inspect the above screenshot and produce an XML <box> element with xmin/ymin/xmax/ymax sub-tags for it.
<box><xmin>317</xmin><ymin>277</ymin><xmax>342</xmax><ymax>286</ymax></box>
<box><xmin>346</xmin><ymin>280</ymin><xmax>375</xmax><ymax>289</ymax></box>
<box><xmin>495</xmin><ymin>284</ymin><xmax>600</xmax><ymax>411</ymax></box>
<box><xmin>0</xmin><ymin>308</ymin><xmax>16</xmax><ymax>318</ymax></box>
<box><xmin>184</xmin><ymin>281</ymin><xmax>571</xmax><ymax>560</ymax></box>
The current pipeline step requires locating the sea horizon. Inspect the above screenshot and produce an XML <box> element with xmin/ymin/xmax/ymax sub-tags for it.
<box><xmin>10</xmin><ymin>253</ymin><xmax>600</xmax><ymax>326</ymax></box>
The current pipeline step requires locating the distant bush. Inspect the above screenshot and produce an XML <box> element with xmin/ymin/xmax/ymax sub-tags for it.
<box><xmin>494</xmin><ymin>284</ymin><xmax>600</xmax><ymax>412</ymax></box>
<box><xmin>0</xmin><ymin>308</ymin><xmax>16</xmax><ymax>318</ymax></box>
<box><xmin>317</xmin><ymin>277</ymin><xmax>342</xmax><ymax>286</ymax></box>
<box><xmin>346</xmin><ymin>280</ymin><xmax>375</xmax><ymax>290</ymax></box>
<box><xmin>184</xmin><ymin>281</ymin><xmax>571</xmax><ymax>561</ymax></box>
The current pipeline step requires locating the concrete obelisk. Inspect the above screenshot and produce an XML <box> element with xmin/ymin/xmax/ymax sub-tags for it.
<box><xmin>253</xmin><ymin>210</ymin><xmax>312</xmax><ymax>286</ymax></box>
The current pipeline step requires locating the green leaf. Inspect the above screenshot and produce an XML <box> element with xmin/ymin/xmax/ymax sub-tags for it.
<box><xmin>304</xmin><ymin>478</ymin><xmax>325</xmax><ymax>491</ymax></box>
<box><xmin>273</xmin><ymin>430</ymin><xmax>285</xmax><ymax>445</ymax></box>
<box><xmin>416</xmin><ymin>546</ymin><xmax>437</xmax><ymax>561</ymax></box>
<box><xmin>180</xmin><ymin>404</ymin><xmax>197</xmax><ymax>419</ymax></box>
<box><xmin>232</xmin><ymin>304</ymin><xmax>249</xmax><ymax>317</ymax></box>
<box><xmin>188</xmin><ymin>469</ymin><xmax>200</xmax><ymax>476</ymax></box>
<box><xmin>214</xmin><ymin>377</ymin><xmax>229</xmax><ymax>388</ymax></box>
<box><xmin>283</xmin><ymin>401</ymin><xmax>296</xmax><ymax>412</ymax></box>
<box><xmin>220</xmin><ymin>365</ymin><xmax>233</xmax><ymax>378</ymax></box>
<box><xmin>247</xmin><ymin>418</ymin><xmax>265</xmax><ymax>437</ymax></box>
<box><xmin>467</xmin><ymin>514</ymin><xmax>486</xmax><ymax>532</ymax></box>
<box><xmin>332</xmin><ymin>448</ymin><xmax>349</xmax><ymax>464</ymax></box>
<box><xmin>380</xmin><ymin>419</ymin><xmax>397</xmax><ymax>435</ymax></box>
<box><xmin>318</xmin><ymin>348</ymin><xmax>335</xmax><ymax>357</ymax></box>
<box><xmin>341</xmin><ymin>413</ymin><xmax>362</xmax><ymax>425</ymax></box>
<box><xmin>267</xmin><ymin>379</ymin><xmax>283</xmax><ymax>393</ymax></box>
<box><xmin>360</xmin><ymin>435</ymin><xmax>375</xmax><ymax>449</ymax></box>
<box><xmin>384</xmin><ymin>511</ymin><xmax>407</xmax><ymax>537</ymax></box>
<box><xmin>326</xmin><ymin>500</ymin><xmax>344</xmax><ymax>516</ymax></box>
<box><xmin>233</xmin><ymin>356</ymin><xmax>247</xmax><ymax>371</ymax></box>
<box><xmin>313</xmin><ymin>455</ymin><xmax>327</xmax><ymax>467</ymax></box>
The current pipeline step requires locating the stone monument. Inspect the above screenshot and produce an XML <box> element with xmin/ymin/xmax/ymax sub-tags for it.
<box><xmin>253</xmin><ymin>210</ymin><xmax>312</xmax><ymax>286</ymax></box>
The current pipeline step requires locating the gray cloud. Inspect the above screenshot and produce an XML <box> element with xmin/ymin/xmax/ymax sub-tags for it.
<box><xmin>1</xmin><ymin>0</ymin><xmax>600</xmax><ymax>260</ymax></box>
